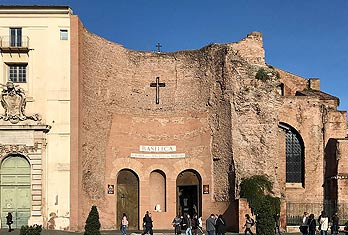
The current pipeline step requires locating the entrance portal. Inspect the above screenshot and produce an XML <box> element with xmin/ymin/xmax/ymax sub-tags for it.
<box><xmin>117</xmin><ymin>169</ymin><xmax>139</xmax><ymax>229</ymax></box>
<box><xmin>176</xmin><ymin>170</ymin><xmax>201</xmax><ymax>216</ymax></box>
<box><xmin>0</xmin><ymin>155</ymin><xmax>31</xmax><ymax>229</ymax></box>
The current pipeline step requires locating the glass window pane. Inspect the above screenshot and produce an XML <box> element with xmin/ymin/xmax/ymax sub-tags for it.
<box><xmin>9</xmin><ymin>64</ymin><xmax>27</xmax><ymax>83</ymax></box>
<box><xmin>10</xmin><ymin>28</ymin><xmax>22</xmax><ymax>47</ymax></box>
<box><xmin>60</xmin><ymin>30</ymin><xmax>68</xmax><ymax>40</ymax></box>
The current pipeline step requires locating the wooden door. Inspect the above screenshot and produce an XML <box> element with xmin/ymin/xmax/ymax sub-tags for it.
<box><xmin>0</xmin><ymin>156</ymin><xmax>31</xmax><ymax>228</ymax></box>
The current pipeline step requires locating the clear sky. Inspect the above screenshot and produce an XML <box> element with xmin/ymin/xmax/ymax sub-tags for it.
<box><xmin>3</xmin><ymin>0</ymin><xmax>348</xmax><ymax>112</ymax></box>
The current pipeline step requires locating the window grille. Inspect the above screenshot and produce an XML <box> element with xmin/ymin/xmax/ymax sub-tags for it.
<box><xmin>285</xmin><ymin>128</ymin><xmax>304</xmax><ymax>183</ymax></box>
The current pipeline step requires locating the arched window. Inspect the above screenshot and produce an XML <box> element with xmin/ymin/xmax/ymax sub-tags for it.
<box><xmin>279</xmin><ymin>123</ymin><xmax>305</xmax><ymax>184</ymax></box>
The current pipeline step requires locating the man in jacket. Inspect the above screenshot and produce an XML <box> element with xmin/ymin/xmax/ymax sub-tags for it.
<box><xmin>206</xmin><ymin>214</ymin><xmax>216</xmax><ymax>235</ymax></box>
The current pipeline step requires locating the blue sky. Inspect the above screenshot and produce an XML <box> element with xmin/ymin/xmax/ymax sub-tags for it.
<box><xmin>4</xmin><ymin>0</ymin><xmax>348</xmax><ymax>111</ymax></box>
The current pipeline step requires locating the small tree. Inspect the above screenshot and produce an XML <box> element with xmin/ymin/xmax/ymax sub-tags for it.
<box><xmin>19</xmin><ymin>224</ymin><xmax>42</xmax><ymax>235</ymax></box>
<box><xmin>240</xmin><ymin>175</ymin><xmax>280</xmax><ymax>235</ymax></box>
<box><xmin>84</xmin><ymin>205</ymin><xmax>101</xmax><ymax>235</ymax></box>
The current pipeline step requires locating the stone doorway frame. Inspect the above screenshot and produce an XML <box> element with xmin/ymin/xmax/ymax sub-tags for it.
<box><xmin>0</xmin><ymin>124</ymin><xmax>50</xmax><ymax>226</ymax></box>
<box><xmin>176</xmin><ymin>169</ymin><xmax>202</xmax><ymax>217</ymax></box>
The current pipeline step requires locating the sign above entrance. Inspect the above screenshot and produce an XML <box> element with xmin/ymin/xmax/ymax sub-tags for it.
<box><xmin>139</xmin><ymin>145</ymin><xmax>176</xmax><ymax>152</ymax></box>
<box><xmin>130</xmin><ymin>153</ymin><xmax>185</xmax><ymax>158</ymax></box>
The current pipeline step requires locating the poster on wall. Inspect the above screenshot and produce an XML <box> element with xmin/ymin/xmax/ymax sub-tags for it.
<box><xmin>203</xmin><ymin>185</ymin><xmax>209</xmax><ymax>194</ymax></box>
<box><xmin>107</xmin><ymin>184</ymin><xmax>114</xmax><ymax>194</ymax></box>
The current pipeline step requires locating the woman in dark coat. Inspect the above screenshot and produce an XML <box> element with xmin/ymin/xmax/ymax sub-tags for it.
<box><xmin>142</xmin><ymin>211</ymin><xmax>153</xmax><ymax>235</ymax></box>
<box><xmin>6</xmin><ymin>212</ymin><xmax>13</xmax><ymax>232</ymax></box>
<box><xmin>307</xmin><ymin>214</ymin><xmax>316</xmax><ymax>235</ymax></box>
<box><xmin>216</xmin><ymin>214</ymin><xmax>226</xmax><ymax>235</ymax></box>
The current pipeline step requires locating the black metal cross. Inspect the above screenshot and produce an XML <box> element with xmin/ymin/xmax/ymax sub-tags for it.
<box><xmin>156</xmin><ymin>42</ymin><xmax>162</xmax><ymax>52</ymax></box>
<box><xmin>150</xmin><ymin>76</ymin><xmax>166</xmax><ymax>104</ymax></box>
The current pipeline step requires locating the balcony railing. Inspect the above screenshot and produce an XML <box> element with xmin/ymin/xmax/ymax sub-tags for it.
<box><xmin>0</xmin><ymin>36</ymin><xmax>30</xmax><ymax>53</ymax></box>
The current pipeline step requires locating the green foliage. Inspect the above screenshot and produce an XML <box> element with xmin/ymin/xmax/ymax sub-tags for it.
<box><xmin>84</xmin><ymin>205</ymin><xmax>101</xmax><ymax>235</ymax></box>
<box><xmin>255</xmin><ymin>68</ymin><xmax>280</xmax><ymax>81</ymax></box>
<box><xmin>19</xmin><ymin>224</ymin><xmax>42</xmax><ymax>235</ymax></box>
<box><xmin>240</xmin><ymin>175</ymin><xmax>281</xmax><ymax>235</ymax></box>
<box><xmin>255</xmin><ymin>68</ymin><xmax>270</xmax><ymax>81</ymax></box>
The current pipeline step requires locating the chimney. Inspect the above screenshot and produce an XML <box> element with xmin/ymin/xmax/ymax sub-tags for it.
<box><xmin>308</xmin><ymin>78</ymin><xmax>320</xmax><ymax>90</ymax></box>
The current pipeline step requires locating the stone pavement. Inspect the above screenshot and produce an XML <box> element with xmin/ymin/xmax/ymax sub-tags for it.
<box><xmin>0</xmin><ymin>229</ymin><xmax>304</xmax><ymax>235</ymax></box>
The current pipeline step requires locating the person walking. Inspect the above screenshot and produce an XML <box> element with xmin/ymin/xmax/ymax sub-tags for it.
<box><xmin>215</xmin><ymin>214</ymin><xmax>226</xmax><ymax>235</ymax></box>
<box><xmin>307</xmin><ymin>214</ymin><xmax>316</xmax><ymax>235</ymax></box>
<box><xmin>6</xmin><ymin>212</ymin><xmax>13</xmax><ymax>232</ymax></box>
<box><xmin>142</xmin><ymin>211</ymin><xmax>153</xmax><ymax>235</ymax></box>
<box><xmin>192</xmin><ymin>214</ymin><xmax>199</xmax><ymax>235</ymax></box>
<box><xmin>331</xmin><ymin>212</ymin><xmax>339</xmax><ymax>235</ymax></box>
<box><xmin>206</xmin><ymin>214</ymin><xmax>216</xmax><ymax>235</ymax></box>
<box><xmin>319</xmin><ymin>212</ymin><xmax>329</xmax><ymax>235</ymax></box>
<box><xmin>243</xmin><ymin>214</ymin><xmax>255</xmax><ymax>235</ymax></box>
<box><xmin>300</xmin><ymin>212</ymin><xmax>309</xmax><ymax>235</ymax></box>
<box><xmin>120</xmin><ymin>213</ymin><xmax>128</xmax><ymax>235</ymax></box>
<box><xmin>198</xmin><ymin>215</ymin><xmax>204</xmax><ymax>235</ymax></box>
<box><xmin>183</xmin><ymin>214</ymin><xmax>192</xmax><ymax>235</ymax></box>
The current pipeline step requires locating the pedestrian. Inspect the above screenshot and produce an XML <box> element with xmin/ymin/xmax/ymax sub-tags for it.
<box><xmin>243</xmin><ymin>214</ymin><xmax>254</xmax><ymax>235</ymax></box>
<box><xmin>183</xmin><ymin>213</ymin><xmax>192</xmax><ymax>235</ymax></box>
<box><xmin>172</xmin><ymin>214</ymin><xmax>182</xmax><ymax>235</ymax></box>
<box><xmin>331</xmin><ymin>212</ymin><xmax>339</xmax><ymax>235</ymax></box>
<box><xmin>206</xmin><ymin>214</ymin><xmax>216</xmax><ymax>235</ymax></box>
<box><xmin>192</xmin><ymin>214</ymin><xmax>199</xmax><ymax>235</ymax></box>
<box><xmin>319</xmin><ymin>211</ymin><xmax>329</xmax><ymax>235</ymax></box>
<box><xmin>274</xmin><ymin>213</ymin><xmax>281</xmax><ymax>235</ymax></box>
<box><xmin>142</xmin><ymin>211</ymin><xmax>153</xmax><ymax>235</ymax></box>
<box><xmin>6</xmin><ymin>212</ymin><xmax>13</xmax><ymax>232</ymax></box>
<box><xmin>120</xmin><ymin>213</ymin><xmax>128</xmax><ymax>235</ymax></box>
<box><xmin>307</xmin><ymin>214</ymin><xmax>316</xmax><ymax>235</ymax></box>
<box><xmin>215</xmin><ymin>214</ymin><xmax>226</xmax><ymax>235</ymax></box>
<box><xmin>300</xmin><ymin>212</ymin><xmax>309</xmax><ymax>235</ymax></box>
<box><xmin>198</xmin><ymin>215</ymin><xmax>204</xmax><ymax>235</ymax></box>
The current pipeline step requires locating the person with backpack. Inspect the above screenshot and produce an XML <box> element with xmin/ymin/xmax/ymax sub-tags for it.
<box><xmin>243</xmin><ymin>214</ymin><xmax>255</xmax><ymax>235</ymax></box>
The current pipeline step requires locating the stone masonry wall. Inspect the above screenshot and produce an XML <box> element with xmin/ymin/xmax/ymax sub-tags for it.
<box><xmin>75</xmin><ymin>26</ymin><xmax>348</xmax><ymax>230</ymax></box>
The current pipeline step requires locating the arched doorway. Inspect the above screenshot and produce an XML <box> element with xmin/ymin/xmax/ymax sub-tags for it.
<box><xmin>117</xmin><ymin>169</ymin><xmax>139</xmax><ymax>229</ymax></box>
<box><xmin>0</xmin><ymin>155</ymin><xmax>31</xmax><ymax>229</ymax></box>
<box><xmin>176</xmin><ymin>170</ymin><xmax>201</xmax><ymax>216</ymax></box>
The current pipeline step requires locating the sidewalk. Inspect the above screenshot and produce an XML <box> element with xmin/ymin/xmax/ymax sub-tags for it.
<box><xmin>0</xmin><ymin>229</ymin><xmax>303</xmax><ymax>235</ymax></box>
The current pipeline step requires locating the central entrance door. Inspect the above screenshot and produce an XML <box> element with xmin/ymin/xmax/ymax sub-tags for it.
<box><xmin>0</xmin><ymin>155</ymin><xmax>31</xmax><ymax>229</ymax></box>
<box><xmin>117</xmin><ymin>169</ymin><xmax>139</xmax><ymax>229</ymax></box>
<box><xmin>176</xmin><ymin>170</ymin><xmax>201</xmax><ymax>216</ymax></box>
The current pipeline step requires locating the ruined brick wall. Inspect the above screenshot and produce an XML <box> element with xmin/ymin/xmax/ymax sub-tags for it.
<box><xmin>74</xmin><ymin>25</ymin><xmax>348</xmax><ymax>230</ymax></box>
<box><xmin>76</xmin><ymin>29</ymin><xmax>287</xmax><ymax>228</ymax></box>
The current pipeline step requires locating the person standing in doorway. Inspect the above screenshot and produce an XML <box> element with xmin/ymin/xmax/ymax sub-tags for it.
<box><xmin>191</xmin><ymin>214</ymin><xmax>199</xmax><ymax>235</ymax></box>
<box><xmin>6</xmin><ymin>212</ymin><xmax>13</xmax><ymax>232</ymax></box>
<box><xmin>183</xmin><ymin>213</ymin><xmax>192</xmax><ymax>235</ymax></box>
<box><xmin>206</xmin><ymin>214</ymin><xmax>216</xmax><ymax>235</ymax></box>
<box><xmin>120</xmin><ymin>213</ymin><xmax>128</xmax><ymax>235</ymax></box>
<box><xmin>142</xmin><ymin>211</ymin><xmax>153</xmax><ymax>235</ymax></box>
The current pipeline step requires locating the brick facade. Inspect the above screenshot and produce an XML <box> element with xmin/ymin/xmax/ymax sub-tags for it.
<box><xmin>69</xmin><ymin>17</ymin><xmax>348</xmax><ymax>232</ymax></box>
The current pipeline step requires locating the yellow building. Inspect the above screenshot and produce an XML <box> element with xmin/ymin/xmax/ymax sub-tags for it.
<box><xmin>0</xmin><ymin>6</ymin><xmax>71</xmax><ymax>229</ymax></box>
